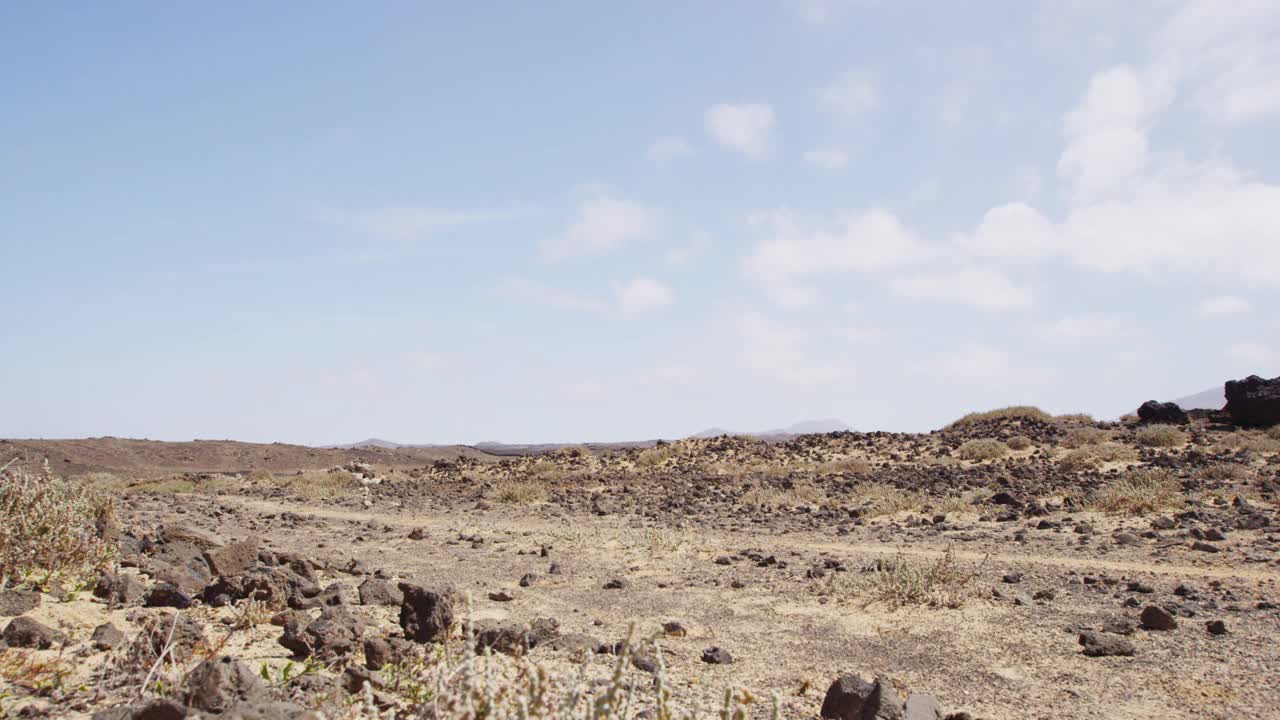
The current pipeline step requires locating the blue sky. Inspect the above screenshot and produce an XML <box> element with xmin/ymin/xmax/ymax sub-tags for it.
<box><xmin>3</xmin><ymin>1</ymin><xmax>1278</xmax><ymax>444</ymax></box>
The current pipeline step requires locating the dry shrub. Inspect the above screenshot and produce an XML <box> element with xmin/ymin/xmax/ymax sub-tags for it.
<box><xmin>815</xmin><ymin>456</ymin><xmax>872</xmax><ymax>474</ymax></box>
<box><xmin>1199</xmin><ymin>463</ymin><xmax>1251</xmax><ymax>481</ymax></box>
<box><xmin>863</xmin><ymin>547</ymin><xmax>980</xmax><ymax>609</ymax></box>
<box><xmin>1006</xmin><ymin>435</ymin><xmax>1033</xmax><ymax>451</ymax></box>
<box><xmin>635</xmin><ymin>445</ymin><xmax>676</xmax><ymax>468</ymax></box>
<box><xmin>491</xmin><ymin>480</ymin><xmax>547</xmax><ymax>504</ymax></box>
<box><xmin>129</xmin><ymin>477</ymin><xmax>196</xmax><ymax>494</ymax></box>
<box><xmin>0</xmin><ymin>649</ymin><xmax>73</xmax><ymax>698</ymax></box>
<box><xmin>279</xmin><ymin>470</ymin><xmax>355</xmax><ymax>499</ymax></box>
<box><xmin>1135</xmin><ymin>425</ymin><xmax>1186</xmax><ymax>448</ymax></box>
<box><xmin>741</xmin><ymin>480</ymin><xmax>826</xmax><ymax>508</ymax></box>
<box><xmin>947</xmin><ymin>406</ymin><xmax>1050</xmax><ymax>429</ymax></box>
<box><xmin>1055</xmin><ymin>413</ymin><xmax>1097</xmax><ymax>424</ymax></box>
<box><xmin>1061</xmin><ymin>427</ymin><xmax>1110</xmax><ymax>448</ymax></box>
<box><xmin>850</xmin><ymin>482</ymin><xmax>918</xmax><ymax>516</ymax></box>
<box><xmin>1215</xmin><ymin>430</ymin><xmax>1280</xmax><ymax>454</ymax></box>
<box><xmin>0</xmin><ymin>461</ymin><xmax>116</xmax><ymax>591</ymax></box>
<box><xmin>1059</xmin><ymin>443</ymin><xmax>1139</xmax><ymax>471</ymax></box>
<box><xmin>1091</xmin><ymin>468</ymin><xmax>1184</xmax><ymax>515</ymax></box>
<box><xmin>956</xmin><ymin>439</ymin><xmax>1010</xmax><ymax>461</ymax></box>
<box><xmin>1267</xmin><ymin>425</ymin><xmax>1280</xmax><ymax>441</ymax></box>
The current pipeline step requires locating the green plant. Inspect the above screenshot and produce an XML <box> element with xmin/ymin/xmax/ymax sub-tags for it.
<box><xmin>259</xmin><ymin>657</ymin><xmax>320</xmax><ymax>687</ymax></box>
<box><xmin>1135</xmin><ymin>425</ymin><xmax>1186</xmax><ymax>448</ymax></box>
<box><xmin>1</xmin><ymin>460</ymin><xmax>117</xmax><ymax>591</ymax></box>
<box><xmin>955</xmin><ymin>439</ymin><xmax>1010</xmax><ymax>461</ymax></box>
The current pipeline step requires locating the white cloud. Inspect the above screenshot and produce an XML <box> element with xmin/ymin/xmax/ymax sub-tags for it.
<box><xmin>1038</xmin><ymin>313</ymin><xmax>1132</xmax><ymax>343</ymax></box>
<box><xmin>705</xmin><ymin>103</ymin><xmax>776</xmax><ymax>157</ymax></box>
<box><xmin>736</xmin><ymin>311</ymin><xmax>849</xmax><ymax>385</ymax></box>
<box><xmin>1197</xmin><ymin>295</ymin><xmax>1252</xmax><ymax>316</ymax></box>
<box><xmin>932</xmin><ymin>343</ymin><xmax>1012</xmax><ymax>381</ymax></box>
<box><xmin>543</xmin><ymin>195</ymin><xmax>657</xmax><ymax>259</ymax></box>
<box><xmin>615</xmin><ymin>276</ymin><xmax>674</xmax><ymax>312</ymax></box>
<box><xmin>500</xmin><ymin>277</ymin><xmax>605</xmax><ymax>312</ymax></box>
<box><xmin>648</xmin><ymin>136</ymin><xmax>692</xmax><ymax>162</ymax></box>
<box><xmin>892</xmin><ymin>267</ymin><xmax>1031</xmax><ymax>311</ymax></box>
<box><xmin>819</xmin><ymin>69</ymin><xmax>879</xmax><ymax>119</ymax></box>
<box><xmin>955</xmin><ymin>202</ymin><xmax>1059</xmax><ymax>261</ymax></box>
<box><xmin>803</xmin><ymin>149</ymin><xmax>848</xmax><ymax>169</ymax></box>
<box><xmin>1225</xmin><ymin>341</ymin><xmax>1279</xmax><ymax>369</ymax></box>
<box><xmin>1014</xmin><ymin>166</ymin><xmax>1044</xmax><ymax>201</ymax></box>
<box><xmin>744</xmin><ymin>208</ymin><xmax>931</xmax><ymax>307</ymax></box>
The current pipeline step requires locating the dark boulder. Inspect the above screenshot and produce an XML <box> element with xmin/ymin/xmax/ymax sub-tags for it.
<box><xmin>1225</xmin><ymin>375</ymin><xmax>1280</xmax><ymax>428</ymax></box>
<box><xmin>1078</xmin><ymin>631</ymin><xmax>1135</xmax><ymax>657</ymax></box>
<box><xmin>398</xmin><ymin>583</ymin><xmax>454</xmax><ymax>643</ymax></box>
<box><xmin>92</xmin><ymin>622</ymin><xmax>126</xmax><ymax>650</ymax></box>
<box><xmin>203</xmin><ymin>537</ymin><xmax>261</xmax><ymax>577</ymax></box>
<box><xmin>0</xmin><ymin>589</ymin><xmax>42</xmax><ymax>616</ymax></box>
<box><xmin>1137</xmin><ymin>401</ymin><xmax>1189</xmax><ymax>425</ymax></box>
<box><xmin>821</xmin><ymin>675</ymin><xmax>904</xmax><ymax>719</ymax></box>
<box><xmin>2</xmin><ymin>616</ymin><xmax>65</xmax><ymax>649</ymax></box>
<box><xmin>183</xmin><ymin>656</ymin><xmax>267</xmax><ymax>713</ymax></box>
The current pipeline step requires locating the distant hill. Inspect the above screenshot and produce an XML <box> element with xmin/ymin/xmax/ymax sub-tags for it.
<box><xmin>1174</xmin><ymin>386</ymin><xmax>1226</xmax><ymax>411</ymax></box>
<box><xmin>691</xmin><ymin>418</ymin><xmax>853</xmax><ymax>439</ymax></box>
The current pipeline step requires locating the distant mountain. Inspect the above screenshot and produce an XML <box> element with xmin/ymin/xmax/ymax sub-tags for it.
<box><xmin>691</xmin><ymin>418</ymin><xmax>853</xmax><ymax>439</ymax></box>
<box><xmin>1174</xmin><ymin>386</ymin><xmax>1226</xmax><ymax>411</ymax></box>
<box><xmin>332</xmin><ymin>438</ymin><xmax>404</xmax><ymax>449</ymax></box>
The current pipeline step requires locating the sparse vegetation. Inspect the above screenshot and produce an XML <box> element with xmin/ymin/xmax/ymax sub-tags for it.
<box><xmin>1058</xmin><ymin>443</ymin><xmax>1139</xmax><ymax>471</ymax></box>
<box><xmin>741</xmin><ymin>480</ymin><xmax>825</xmax><ymax>508</ymax></box>
<box><xmin>492</xmin><ymin>479</ymin><xmax>548</xmax><ymax>504</ymax></box>
<box><xmin>1091</xmin><ymin>468</ymin><xmax>1184</xmax><ymax>515</ymax></box>
<box><xmin>946</xmin><ymin>406</ymin><xmax>1051</xmax><ymax>429</ymax></box>
<box><xmin>956</xmin><ymin>439</ymin><xmax>1011</xmax><ymax>461</ymax></box>
<box><xmin>1061</xmin><ymin>427</ymin><xmax>1110</xmax><ymax>448</ymax></box>
<box><xmin>863</xmin><ymin>547</ymin><xmax>980</xmax><ymax>609</ymax></box>
<box><xmin>0</xmin><ymin>461</ymin><xmax>116</xmax><ymax>591</ymax></box>
<box><xmin>1268</xmin><ymin>425</ymin><xmax>1280</xmax><ymax>441</ymax></box>
<box><xmin>815</xmin><ymin>456</ymin><xmax>872</xmax><ymax>474</ymax></box>
<box><xmin>1135</xmin><ymin>424</ymin><xmax>1186</xmax><ymax>448</ymax></box>
<box><xmin>279</xmin><ymin>470</ymin><xmax>355</xmax><ymax>499</ymax></box>
<box><xmin>1215</xmin><ymin>430</ymin><xmax>1280</xmax><ymax>454</ymax></box>
<box><xmin>1006</xmin><ymin>435</ymin><xmax>1033</xmax><ymax>451</ymax></box>
<box><xmin>1054</xmin><ymin>413</ymin><xmax>1097</xmax><ymax>425</ymax></box>
<box><xmin>1199</xmin><ymin>463</ymin><xmax>1252</xmax><ymax>481</ymax></box>
<box><xmin>635</xmin><ymin>445</ymin><xmax>677</xmax><ymax>468</ymax></box>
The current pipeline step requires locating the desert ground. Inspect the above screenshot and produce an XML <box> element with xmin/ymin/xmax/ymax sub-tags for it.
<box><xmin>2</xmin><ymin>405</ymin><xmax>1279</xmax><ymax>719</ymax></box>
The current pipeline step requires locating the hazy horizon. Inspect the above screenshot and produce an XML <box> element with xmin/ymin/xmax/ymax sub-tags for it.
<box><xmin>4</xmin><ymin>2</ymin><xmax>1278</xmax><ymax>445</ymax></box>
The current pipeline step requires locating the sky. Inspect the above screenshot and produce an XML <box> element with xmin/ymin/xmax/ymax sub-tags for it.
<box><xmin>2</xmin><ymin>1</ymin><xmax>1278</xmax><ymax>445</ymax></box>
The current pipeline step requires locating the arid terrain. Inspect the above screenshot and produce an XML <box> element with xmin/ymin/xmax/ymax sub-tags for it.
<box><xmin>3</xmin><ymin>402</ymin><xmax>1280</xmax><ymax>719</ymax></box>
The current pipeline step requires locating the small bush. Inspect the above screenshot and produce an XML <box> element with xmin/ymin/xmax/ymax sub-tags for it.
<box><xmin>947</xmin><ymin>406</ymin><xmax>1050</xmax><ymax>429</ymax></box>
<box><xmin>1061</xmin><ymin>427</ymin><xmax>1110</xmax><ymax>448</ymax></box>
<box><xmin>635</xmin><ymin>445</ymin><xmax>676</xmax><ymax>468</ymax></box>
<box><xmin>491</xmin><ymin>480</ymin><xmax>547</xmax><ymax>504</ymax></box>
<box><xmin>1267</xmin><ymin>426</ymin><xmax>1280</xmax><ymax>441</ymax></box>
<box><xmin>1059</xmin><ymin>443</ymin><xmax>1139</xmax><ymax>471</ymax></box>
<box><xmin>1006</xmin><ymin>435</ymin><xmax>1032</xmax><ymax>451</ymax></box>
<box><xmin>1091</xmin><ymin>468</ymin><xmax>1184</xmax><ymax>515</ymax></box>
<box><xmin>956</xmin><ymin>439</ymin><xmax>1010</xmax><ymax>461</ymax></box>
<box><xmin>1055</xmin><ymin>413</ymin><xmax>1097</xmax><ymax>425</ymax></box>
<box><xmin>850</xmin><ymin>482</ymin><xmax>922</xmax><ymax>517</ymax></box>
<box><xmin>0</xmin><ymin>461</ymin><xmax>116</xmax><ymax>591</ymax></box>
<box><xmin>815</xmin><ymin>456</ymin><xmax>872</xmax><ymax>474</ymax></box>
<box><xmin>280</xmin><ymin>470</ymin><xmax>354</xmax><ymax>499</ymax></box>
<box><xmin>741</xmin><ymin>480</ymin><xmax>825</xmax><ymax>508</ymax></box>
<box><xmin>1135</xmin><ymin>425</ymin><xmax>1186</xmax><ymax>448</ymax></box>
<box><xmin>1199</xmin><ymin>463</ymin><xmax>1251</xmax><ymax>481</ymax></box>
<box><xmin>1215</xmin><ymin>430</ymin><xmax>1280</xmax><ymax>454</ymax></box>
<box><xmin>863</xmin><ymin>547</ymin><xmax>979</xmax><ymax>609</ymax></box>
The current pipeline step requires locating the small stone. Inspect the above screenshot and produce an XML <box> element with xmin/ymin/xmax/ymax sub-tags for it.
<box><xmin>603</xmin><ymin>578</ymin><xmax>628</xmax><ymax>590</ymax></box>
<box><xmin>2</xmin><ymin>616</ymin><xmax>64</xmax><ymax>649</ymax></box>
<box><xmin>662</xmin><ymin>621</ymin><xmax>687</xmax><ymax>638</ymax></box>
<box><xmin>144</xmin><ymin>582</ymin><xmax>194</xmax><ymax>609</ymax></box>
<box><xmin>488</xmin><ymin>591</ymin><xmax>515</xmax><ymax>602</ymax></box>
<box><xmin>1191</xmin><ymin>540</ymin><xmax>1221</xmax><ymax>553</ymax></box>
<box><xmin>1206</xmin><ymin>619</ymin><xmax>1228</xmax><ymax>636</ymax></box>
<box><xmin>1079</xmin><ymin>631</ymin><xmax>1136</xmax><ymax>657</ymax></box>
<box><xmin>398</xmin><ymin>583</ymin><xmax>455</xmax><ymax>644</ymax></box>
<box><xmin>91</xmin><ymin>622</ymin><xmax>126</xmax><ymax>651</ymax></box>
<box><xmin>0</xmin><ymin>590</ymin><xmax>42</xmax><ymax>616</ymax></box>
<box><xmin>1140</xmin><ymin>605</ymin><xmax>1178</xmax><ymax>631</ymax></box>
<box><xmin>518</xmin><ymin>573</ymin><xmax>539</xmax><ymax>588</ymax></box>
<box><xmin>701</xmin><ymin>646</ymin><xmax>732</xmax><ymax>664</ymax></box>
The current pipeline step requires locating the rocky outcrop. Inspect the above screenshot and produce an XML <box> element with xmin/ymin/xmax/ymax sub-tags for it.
<box><xmin>1137</xmin><ymin>400</ymin><xmax>1189</xmax><ymax>425</ymax></box>
<box><xmin>1225</xmin><ymin>375</ymin><xmax>1280</xmax><ymax>428</ymax></box>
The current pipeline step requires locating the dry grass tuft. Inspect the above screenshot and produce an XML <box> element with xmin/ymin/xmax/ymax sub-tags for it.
<box><xmin>1091</xmin><ymin>468</ymin><xmax>1184</xmax><ymax>515</ymax></box>
<box><xmin>1135</xmin><ymin>425</ymin><xmax>1187</xmax><ymax>448</ymax></box>
<box><xmin>1199</xmin><ymin>463</ymin><xmax>1252</xmax><ymax>481</ymax></box>
<box><xmin>741</xmin><ymin>480</ymin><xmax>826</xmax><ymax>508</ymax></box>
<box><xmin>863</xmin><ymin>547</ymin><xmax>981</xmax><ymax>609</ymax></box>
<box><xmin>1054</xmin><ymin>413</ymin><xmax>1097</xmax><ymax>425</ymax></box>
<box><xmin>956</xmin><ymin>439</ymin><xmax>1010</xmax><ymax>461</ymax></box>
<box><xmin>1</xmin><ymin>461</ymin><xmax>116</xmax><ymax>591</ymax></box>
<box><xmin>815</xmin><ymin>456</ymin><xmax>872</xmax><ymax>474</ymax></box>
<box><xmin>1060</xmin><ymin>427</ymin><xmax>1111</xmax><ymax>448</ymax></box>
<box><xmin>278</xmin><ymin>470</ymin><xmax>355</xmax><ymax>499</ymax></box>
<box><xmin>1215</xmin><ymin>430</ymin><xmax>1280</xmax><ymax>454</ymax></box>
<box><xmin>1005</xmin><ymin>435</ymin><xmax>1033</xmax><ymax>451</ymax></box>
<box><xmin>946</xmin><ymin>406</ymin><xmax>1050</xmax><ymax>429</ymax></box>
<box><xmin>491</xmin><ymin>480</ymin><xmax>547</xmax><ymax>504</ymax></box>
<box><xmin>1058</xmin><ymin>443</ymin><xmax>1139</xmax><ymax>471</ymax></box>
<box><xmin>635</xmin><ymin>445</ymin><xmax>677</xmax><ymax>468</ymax></box>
